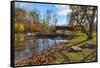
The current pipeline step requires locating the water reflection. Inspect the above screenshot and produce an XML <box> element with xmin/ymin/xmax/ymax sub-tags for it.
<box><xmin>15</xmin><ymin>33</ymin><xmax>67</xmax><ymax>60</ymax></box>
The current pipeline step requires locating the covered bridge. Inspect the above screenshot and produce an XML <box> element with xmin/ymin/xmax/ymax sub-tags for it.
<box><xmin>55</xmin><ymin>25</ymin><xmax>81</xmax><ymax>31</ymax></box>
<box><xmin>55</xmin><ymin>25</ymin><xmax>82</xmax><ymax>34</ymax></box>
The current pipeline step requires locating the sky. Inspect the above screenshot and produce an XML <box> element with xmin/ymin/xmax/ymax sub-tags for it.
<box><xmin>15</xmin><ymin>2</ymin><xmax>72</xmax><ymax>26</ymax></box>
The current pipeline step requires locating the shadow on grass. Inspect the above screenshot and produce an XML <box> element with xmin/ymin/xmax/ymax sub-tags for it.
<box><xmin>58</xmin><ymin>38</ymin><xmax>92</xmax><ymax>63</ymax></box>
<box><xmin>66</xmin><ymin>38</ymin><xmax>91</xmax><ymax>48</ymax></box>
<box><xmin>59</xmin><ymin>51</ymin><xmax>71</xmax><ymax>63</ymax></box>
<box><xmin>80</xmin><ymin>49</ymin><xmax>97</xmax><ymax>62</ymax></box>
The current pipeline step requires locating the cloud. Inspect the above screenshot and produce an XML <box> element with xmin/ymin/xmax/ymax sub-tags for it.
<box><xmin>54</xmin><ymin>5</ymin><xmax>72</xmax><ymax>16</ymax></box>
<box><xmin>15</xmin><ymin>2</ymin><xmax>29</xmax><ymax>8</ymax></box>
<box><xmin>15</xmin><ymin>2</ymin><xmax>72</xmax><ymax>16</ymax></box>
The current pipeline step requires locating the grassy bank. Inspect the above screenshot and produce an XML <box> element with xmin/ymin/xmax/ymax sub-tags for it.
<box><xmin>54</xmin><ymin>32</ymin><xmax>97</xmax><ymax>64</ymax></box>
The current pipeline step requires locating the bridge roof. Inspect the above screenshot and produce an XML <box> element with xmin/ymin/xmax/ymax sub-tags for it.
<box><xmin>55</xmin><ymin>26</ymin><xmax>74</xmax><ymax>30</ymax></box>
<box><xmin>55</xmin><ymin>25</ymin><xmax>81</xmax><ymax>31</ymax></box>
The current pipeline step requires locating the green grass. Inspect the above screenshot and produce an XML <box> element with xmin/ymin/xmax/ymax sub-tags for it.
<box><xmin>65</xmin><ymin>33</ymin><xmax>87</xmax><ymax>47</ymax></box>
<box><xmin>54</xmin><ymin>53</ymin><xmax>65</xmax><ymax>64</ymax></box>
<box><xmin>65</xmin><ymin>32</ymin><xmax>96</xmax><ymax>47</ymax></box>
<box><xmin>54</xmin><ymin>32</ymin><xmax>97</xmax><ymax>64</ymax></box>
<box><xmin>63</xmin><ymin>49</ymin><xmax>94</xmax><ymax>62</ymax></box>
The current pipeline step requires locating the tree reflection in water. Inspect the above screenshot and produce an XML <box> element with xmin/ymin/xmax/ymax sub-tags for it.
<box><xmin>15</xmin><ymin>33</ymin><xmax>67</xmax><ymax>60</ymax></box>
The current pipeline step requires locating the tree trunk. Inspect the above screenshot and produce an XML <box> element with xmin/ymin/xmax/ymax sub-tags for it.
<box><xmin>87</xmin><ymin>7</ymin><xmax>96</xmax><ymax>39</ymax></box>
<box><xmin>88</xmin><ymin>23</ymin><xmax>93</xmax><ymax>39</ymax></box>
<box><xmin>76</xmin><ymin>15</ymin><xmax>89</xmax><ymax>36</ymax></box>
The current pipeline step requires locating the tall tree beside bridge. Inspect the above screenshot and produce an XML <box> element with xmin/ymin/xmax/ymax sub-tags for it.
<box><xmin>69</xmin><ymin>6</ymin><xmax>97</xmax><ymax>39</ymax></box>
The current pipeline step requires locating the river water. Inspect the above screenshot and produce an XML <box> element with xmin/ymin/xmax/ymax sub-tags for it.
<box><xmin>15</xmin><ymin>33</ymin><xmax>67</xmax><ymax>60</ymax></box>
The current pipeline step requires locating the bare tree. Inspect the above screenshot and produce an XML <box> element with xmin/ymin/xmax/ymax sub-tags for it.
<box><xmin>69</xmin><ymin>6</ymin><xmax>97</xmax><ymax>39</ymax></box>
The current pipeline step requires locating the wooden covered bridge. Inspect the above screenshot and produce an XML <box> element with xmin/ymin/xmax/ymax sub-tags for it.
<box><xmin>55</xmin><ymin>25</ymin><xmax>82</xmax><ymax>34</ymax></box>
<box><xmin>55</xmin><ymin>25</ymin><xmax>82</xmax><ymax>31</ymax></box>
